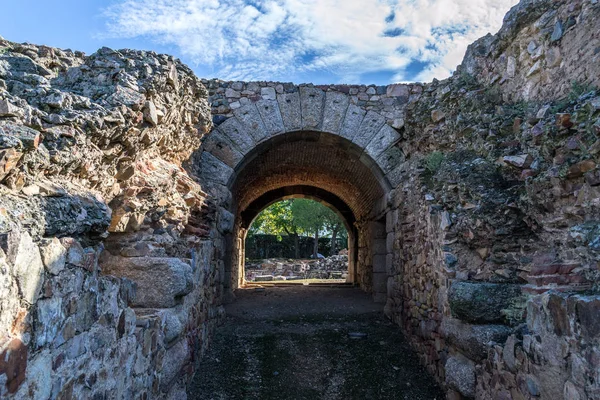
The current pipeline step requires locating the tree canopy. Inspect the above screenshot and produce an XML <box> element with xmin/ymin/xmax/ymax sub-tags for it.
<box><xmin>248</xmin><ymin>198</ymin><xmax>348</xmax><ymax>258</ymax></box>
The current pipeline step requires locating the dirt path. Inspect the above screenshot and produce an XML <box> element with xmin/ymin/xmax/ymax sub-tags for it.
<box><xmin>188</xmin><ymin>286</ymin><xmax>444</xmax><ymax>400</ymax></box>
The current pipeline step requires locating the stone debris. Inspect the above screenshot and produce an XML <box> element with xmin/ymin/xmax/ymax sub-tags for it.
<box><xmin>245</xmin><ymin>254</ymin><xmax>349</xmax><ymax>281</ymax></box>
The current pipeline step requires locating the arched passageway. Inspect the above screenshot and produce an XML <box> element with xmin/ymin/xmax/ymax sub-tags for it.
<box><xmin>197</xmin><ymin>122</ymin><xmax>397</xmax><ymax>302</ymax></box>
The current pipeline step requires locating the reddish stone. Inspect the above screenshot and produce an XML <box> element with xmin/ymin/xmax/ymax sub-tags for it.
<box><xmin>556</xmin><ymin>113</ymin><xmax>574</xmax><ymax>128</ymax></box>
<box><xmin>530</xmin><ymin>263</ymin><xmax>558</xmax><ymax>276</ymax></box>
<box><xmin>557</xmin><ymin>263</ymin><xmax>579</xmax><ymax>275</ymax></box>
<box><xmin>521</xmin><ymin>169</ymin><xmax>537</xmax><ymax>179</ymax></box>
<box><xmin>567</xmin><ymin>160</ymin><xmax>596</xmax><ymax>178</ymax></box>
<box><xmin>0</xmin><ymin>338</ymin><xmax>28</xmax><ymax>393</ymax></box>
<box><xmin>0</xmin><ymin>149</ymin><xmax>23</xmax><ymax>181</ymax></box>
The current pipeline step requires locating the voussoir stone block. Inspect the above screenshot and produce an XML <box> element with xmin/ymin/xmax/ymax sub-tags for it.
<box><xmin>233</xmin><ymin>103</ymin><xmax>269</xmax><ymax>143</ymax></box>
<box><xmin>256</xmin><ymin>98</ymin><xmax>285</xmax><ymax>136</ymax></box>
<box><xmin>217</xmin><ymin>117</ymin><xmax>255</xmax><ymax>155</ymax></box>
<box><xmin>354</xmin><ymin>111</ymin><xmax>386</xmax><ymax>148</ymax></box>
<box><xmin>365</xmin><ymin>124</ymin><xmax>401</xmax><ymax>160</ymax></box>
<box><xmin>277</xmin><ymin>92</ymin><xmax>302</xmax><ymax>132</ymax></box>
<box><xmin>339</xmin><ymin>104</ymin><xmax>366</xmax><ymax>141</ymax></box>
<box><xmin>100</xmin><ymin>255</ymin><xmax>194</xmax><ymax>308</ymax></box>
<box><xmin>299</xmin><ymin>87</ymin><xmax>325</xmax><ymax>130</ymax></box>
<box><xmin>201</xmin><ymin>130</ymin><xmax>243</xmax><ymax>168</ymax></box>
<box><xmin>198</xmin><ymin>151</ymin><xmax>234</xmax><ymax>187</ymax></box>
<box><xmin>322</xmin><ymin>91</ymin><xmax>350</xmax><ymax>134</ymax></box>
<box><xmin>376</xmin><ymin>146</ymin><xmax>406</xmax><ymax>174</ymax></box>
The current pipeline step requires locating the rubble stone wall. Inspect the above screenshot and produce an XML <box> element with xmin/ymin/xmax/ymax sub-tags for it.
<box><xmin>0</xmin><ymin>39</ymin><xmax>224</xmax><ymax>399</ymax></box>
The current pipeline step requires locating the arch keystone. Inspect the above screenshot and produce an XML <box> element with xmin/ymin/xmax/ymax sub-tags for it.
<box><xmin>299</xmin><ymin>87</ymin><xmax>325</xmax><ymax>130</ymax></box>
<box><xmin>322</xmin><ymin>91</ymin><xmax>350</xmax><ymax>134</ymax></box>
<box><xmin>277</xmin><ymin>92</ymin><xmax>302</xmax><ymax>132</ymax></box>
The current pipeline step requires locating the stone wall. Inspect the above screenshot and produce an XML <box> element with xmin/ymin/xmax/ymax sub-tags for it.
<box><xmin>461</xmin><ymin>0</ymin><xmax>600</xmax><ymax>102</ymax></box>
<box><xmin>0</xmin><ymin>39</ymin><xmax>224</xmax><ymax>398</ymax></box>
<box><xmin>379</xmin><ymin>0</ymin><xmax>600</xmax><ymax>398</ymax></box>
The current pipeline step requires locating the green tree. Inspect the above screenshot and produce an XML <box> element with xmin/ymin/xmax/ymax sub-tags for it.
<box><xmin>248</xmin><ymin>200</ymin><xmax>305</xmax><ymax>258</ymax></box>
<box><xmin>248</xmin><ymin>199</ymin><xmax>348</xmax><ymax>259</ymax></box>
<box><xmin>291</xmin><ymin>199</ymin><xmax>341</xmax><ymax>258</ymax></box>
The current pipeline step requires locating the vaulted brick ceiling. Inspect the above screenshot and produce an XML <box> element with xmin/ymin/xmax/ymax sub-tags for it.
<box><xmin>231</xmin><ymin>131</ymin><xmax>389</xmax><ymax>223</ymax></box>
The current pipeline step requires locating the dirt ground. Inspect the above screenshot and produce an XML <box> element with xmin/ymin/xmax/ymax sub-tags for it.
<box><xmin>188</xmin><ymin>286</ymin><xmax>444</xmax><ymax>400</ymax></box>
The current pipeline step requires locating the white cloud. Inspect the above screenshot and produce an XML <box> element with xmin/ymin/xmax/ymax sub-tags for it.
<box><xmin>102</xmin><ymin>0</ymin><xmax>518</xmax><ymax>83</ymax></box>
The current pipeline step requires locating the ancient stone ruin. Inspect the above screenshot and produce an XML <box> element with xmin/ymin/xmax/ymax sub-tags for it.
<box><xmin>1</xmin><ymin>0</ymin><xmax>600</xmax><ymax>398</ymax></box>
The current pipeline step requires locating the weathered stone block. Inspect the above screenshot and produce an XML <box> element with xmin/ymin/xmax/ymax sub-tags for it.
<box><xmin>233</xmin><ymin>103</ymin><xmax>269</xmax><ymax>143</ymax></box>
<box><xmin>35</xmin><ymin>297</ymin><xmax>64</xmax><ymax>347</ymax></box>
<box><xmin>0</xmin><ymin>338</ymin><xmax>27</xmax><ymax>394</ymax></box>
<box><xmin>376</xmin><ymin>146</ymin><xmax>405</xmax><ymax>175</ymax></box>
<box><xmin>339</xmin><ymin>104</ymin><xmax>366</xmax><ymax>141</ymax></box>
<box><xmin>218</xmin><ymin>208</ymin><xmax>234</xmax><ymax>234</ymax></box>
<box><xmin>201</xmin><ymin>130</ymin><xmax>243</xmax><ymax>168</ymax></box>
<box><xmin>160</xmin><ymin>339</ymin><xmax>190</xmax><ymax>391</ymax></box>
<box><xmin>255</xmin><ymin>99</ymin><xmax>285</xmax><ymax>136</ymax></box>
<box><xmin>441</xmin><ymin>317</ymin><xmax>512</xmax><ymax>361</ymax></box>
<box><xmin>38</xmin><ymin>238</ymin><xmax>66</xmax><ymax>276</ymax></box>
<box><xmin>299</xmin><ymin>87</ymin><xmax>325</xmax><ymax>130</ymax></box>
<box><xmin>448</xmin><ymin>281</ymin><xmax>523</xmax><ymax>324</ymax></box>
<box><xmin>217</xmin><ymin>117</ymin><xmax>255</xmax><ymax>155</ymax></box>
<box><xmin>0</xmin><ymin>148</ymin><xmax>22</xmax><ymax>181</ymax></box>
<box><xmin>100</xmin><ymin>255</ymin><xmax>194</xmax><ymax>308</ymax></box>
<box><xmin>365</xmin><ymin>125</ymin><xmax>401</xmax><ymax>160</ymax></box>
<box><xmin>277</xmin><ymin>92</ymin><xmax>302</xmax><ymax>132</ymax></box>
<box><xmin>322</xmin><ymin>91</ymin><xmax>349</xmax><ymax>134</ymax></box>
<box><xmin>0</xmin><ymin>231</ymin><xmax>44</xmax><ymax>304</ymax></box>
<box><xmin>445</xmin><ymin>355</ymin><xmax>476</xmax><ymax>398</ymax></box>
<box><xmin>354</xmin><ymin>111</ymin><xmax>386</xmax><ymax>148</ymax></box>
<box><xmin>198</xmin><ymin>152</ymin><xmax>234</xmax><ymax>187</ymax></box>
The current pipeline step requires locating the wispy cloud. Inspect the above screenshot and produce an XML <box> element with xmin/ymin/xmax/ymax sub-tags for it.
<box><xmin>102</xmin><ymin>0</ymin><xmax>517</xmax><ymax>84</ymax></box>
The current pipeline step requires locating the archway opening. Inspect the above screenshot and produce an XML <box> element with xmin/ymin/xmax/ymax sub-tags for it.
<box><xmin>244</xmin><ymin>197</ymin><xmax>350</xmax><ymax>283</ymax></box>
<box><xmin>210</xmin><ymin>130</ymin><xmax>393</xmax><ymax>302</ymax></box>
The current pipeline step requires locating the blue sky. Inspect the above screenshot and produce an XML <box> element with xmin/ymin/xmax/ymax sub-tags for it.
<box><xmin>0</xmin><ymin>0</ymin><xmax>517</xmax><ymax>85</ymax></box>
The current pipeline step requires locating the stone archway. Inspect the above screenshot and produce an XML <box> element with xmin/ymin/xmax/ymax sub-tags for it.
<box><xmin>193</xmin><ymin>87</ymin><xmax>403</xmax><ymax>302</ymax></box>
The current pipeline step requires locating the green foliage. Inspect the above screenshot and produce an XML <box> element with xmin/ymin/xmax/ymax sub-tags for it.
<box><xmin>249</xmin><ymin>200</ymin><xmax>303</xmax><ymax>239</ymax></box>
<box><xmin>291</xmin><ymin>199</ymin><xmax>338</xmax><ymax>235</ymax></box>
<box><xmin>249</xmin><ymin>199</ymin><xmax>345</xmax><ymax>238</ymax></box>
<box><xmin>425</xmin><ymin>151</ymin><xmax>444</xmax><ymax>175</ymax></box>
<box><xmin>569</xmin><ymin>81</ymin><xmax>596</xmax><ymax>101</ymax></box>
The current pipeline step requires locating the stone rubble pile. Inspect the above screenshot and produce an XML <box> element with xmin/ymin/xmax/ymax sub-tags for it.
<box><xmin>245</xmin><ymin>254</ymin><xmax>349</xmax><ymax>281</ymax></box>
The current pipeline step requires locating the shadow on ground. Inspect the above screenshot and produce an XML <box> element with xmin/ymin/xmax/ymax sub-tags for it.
<box><xmin>188</xmin><ymin>286</ymin><xmax>444</xmax><ymax>400</ymax></box>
